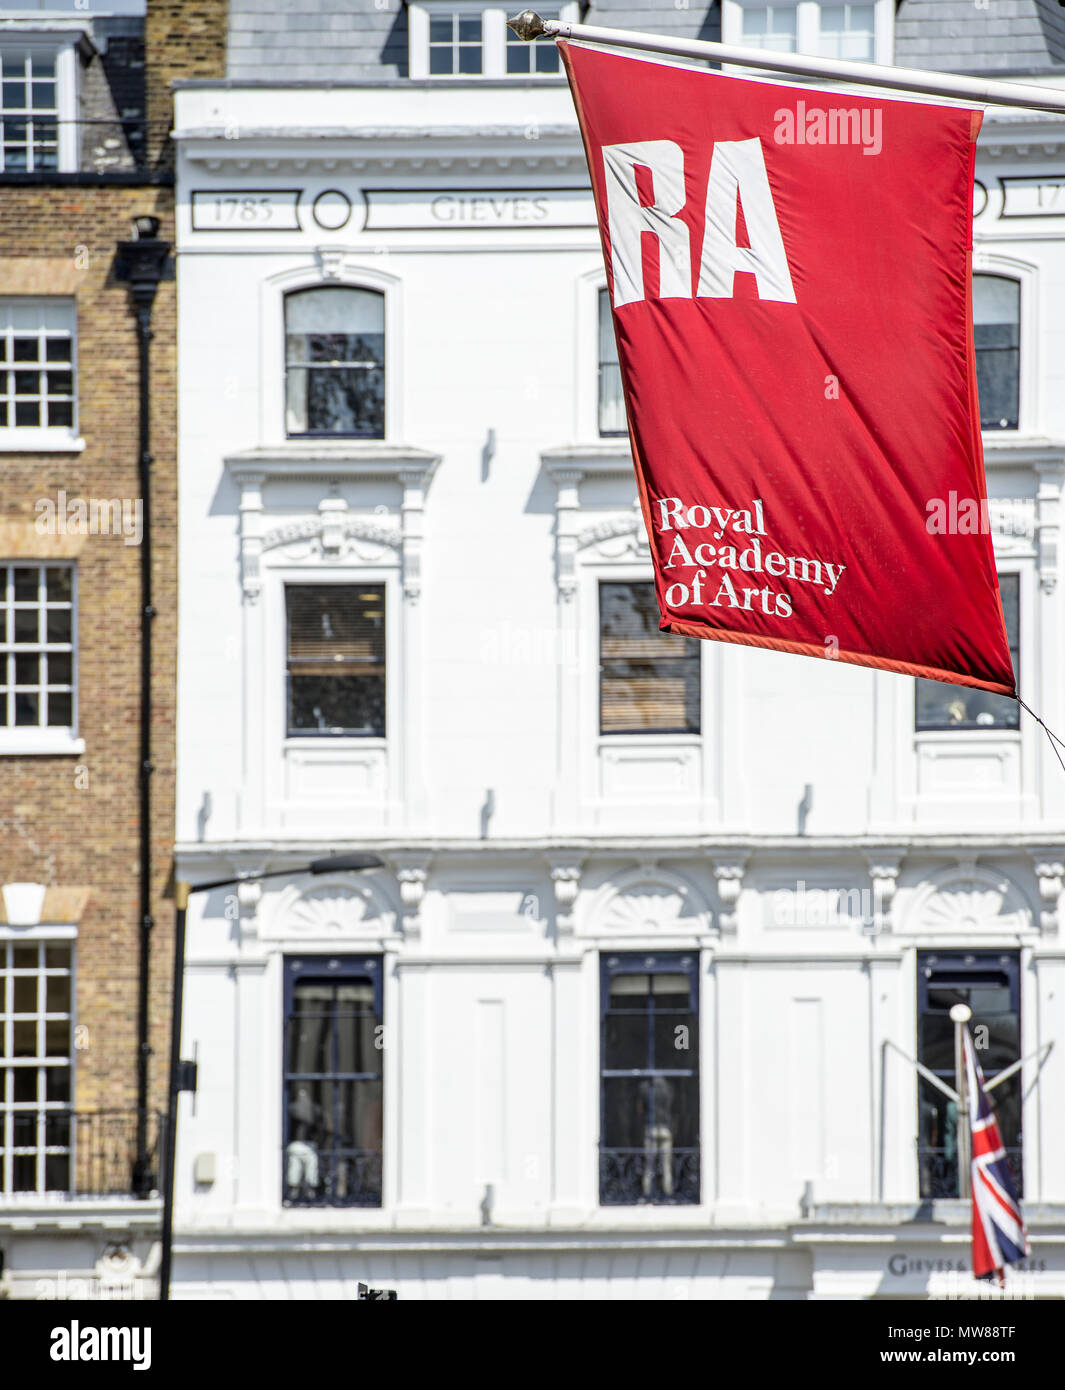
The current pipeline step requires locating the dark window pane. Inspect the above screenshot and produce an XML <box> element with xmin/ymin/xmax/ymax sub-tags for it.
<box><xmin>14</xmin><ymin>400</ymin><xmax>39</xmax><ymax>426</ymax></box>
<box><xmin>13</xmin><ymin>1020</ymin><xmax>36</xmax><ymax>1055</ymax></box>
<box><xmin>48</xmin><ymin>652</ymin><xmax>72</xmax><ymax>685</ymax></box>
<box><xmin>44</xmin><ymin>946</ymin><xmax>70</xmax><ymax>970</ymax></box>
<box><xmin>13</xmin><ymin>567</ymin><xmax>37</xmax><ymax>600</ymax></box>
<box><xmin>3</xmin><ymin>82</ymin><xmax>27</xmax><ymax>108</ymax></box>
<box><xmin>507</xmin><ymin>43</ymin><xmax>531</xmax><ymax>74</ymax></box>
<box><xmin>13</xmin><ymin>1067</ymin><xmax>36</xmax><ymax>1103</ymax></box>
<box><xmin>44</xmin><ymin>567</ymin><xmax>71</xmax><ymax>602</ymax></box>
<box><xmin>429</xmin><ymin>15</ymin><xmax>452</xmax><ymax>41</ymax></box>
<box><xmin>603</xmin><ymin>1012</ymin><xmax>647</xmax><ymax>1071</ymax></box>
<box><xmin>45</xmin><ymin>972</ymin><xmax>70</xmax><ymax>1013</ymax></box>
<box><xmin>12</xmin><ymin>1154</ymin><xmax>36</xmax><ymax>1191</ymax></box>
<box><xmin>45</xmin><ymin>1019</ymin><xmax>69</xmax><ymax>1056</ymax></box>
<box><xmin>45</xmin><ymin>338</ymin><xmax>71</xmax><ymax>363</ymax></box>
<box><xmin>458</xmin><ymin>17</ymin><xmax>481</xmax><ymax>41</ymax></box>
<box><xmin>44</xmin><ymin>1153</ymin><xmax>69</xmax><ymax>1192</ymax></box>
<box><xmin>13</xmin><ymin>974</ymin><xmax>36</xmax><ymax>1012</ymax></box>
<box><xmin>458</xmin><ymin>45</ymin><xmax>482</xmax><ymax>74</ymax></box>
<box><xmin>47</xmin><ymin>691</ymin><xmax>72</xmax><ymax>726</ymax></box>
<box><xmin>14</xmin><ymin>653</ymin><xmax>38</xmax><ymax>686</ymax></box>
<box><xmin>535</xmin><ymin>43</ymin><xmax>560</xmax><ymax>73</ymax></box>
<box><xmin>12</xmin><ymin>337</ymin><xmax>37</xmax><ymax>362</ymax></box>
<box><xmin>46</xmin><ymin>608</ymin><xmax>71</xmax><ymax>643</ymax></box>
<box><xmin>14</xmin><ymin>690</ymin><xmax>38</xmax><ymax>725</ymax></box>
<box><xmin>45</xmin><ymin>1065</ymin><xmax>70</xmax><ymax>1103</ymax></box>
<box><xmin>653</xmin><ymin>1012</ymin><xmax>697</xmax><ymax>1069</ymax></box>
<box><xmin>45</xmin><ymin>1112</ymin><xmax>70</xmax><ymax>1147</ymax></box>
<box><xmin>429</xmin><ymin>46</ymin><xmax>454</xmax><ymax>75</ymax></box>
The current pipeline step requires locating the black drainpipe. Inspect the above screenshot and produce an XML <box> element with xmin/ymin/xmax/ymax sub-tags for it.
<box><xmin>115</xmin><ymin>215</ymin><xmax>170</xmax><ymax>1197</ymax></box>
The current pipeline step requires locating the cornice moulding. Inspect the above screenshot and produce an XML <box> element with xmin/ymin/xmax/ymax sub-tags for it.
<box><xmin>225</xmin><ymin>444</ymin><xmax>440</xmax><ymax>485</ymax></box>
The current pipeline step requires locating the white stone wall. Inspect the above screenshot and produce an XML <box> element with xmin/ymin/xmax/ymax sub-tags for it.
<box><xmin>171</xmin><ymin>79</ymin><xmax>1065</xmax><ymax>1298</ymax></box>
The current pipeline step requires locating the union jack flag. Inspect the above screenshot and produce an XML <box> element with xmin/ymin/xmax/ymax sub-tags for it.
<box><xmin>964</xmin><ymin>1027</ymin><xmax>1028</xmax><ymax>1282</ymax></box>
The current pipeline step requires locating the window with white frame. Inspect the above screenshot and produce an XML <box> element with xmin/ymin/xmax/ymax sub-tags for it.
<box><xmin>506</xmin><ymin>6</ymin><xmax>562</xmax><ymax>75</ymax></box>
<box><xmin>598</xmin><ymin>289</ymin><xmax>625</xmax><ymax>437</ymax></box>
<box><xmin>727</xmin><ymin>1</ymin><xmax>886</xmax><ymax>63</ymax></box>
<box><xmin>973</xmin><ymin>275</ymin><xmax>1020</xmax><ymax>432</ymax></box>
<box><xmin>409</xmin><ymin>3</ymin><xmax>576</xmax><ymax>79</ymax></box>
<box><xmin>0</xmin><ymin>939</ymin><xmax>74</xmax><ymax>1195</ymax></box>
<box><xmin>0</xmin><ymin>298</ymin><xmax>75</xmax><ymax>437</ymax></box>
<box><xmin>428</xmin><ymin>11</ymin><xmax>484</xmax><ymax>75</ymax></box>
<box><xmin>742</xmin><ymin>4</ymin><xmax>798</xmax><ymax>52</ymax></box>
<box><xmin>284</xmin><ymin>287</ymin><xmax>384</xmax><ymax>440</ymax></box>
<box><xmin>600</xmin><ymin>581</ymin><xmax>701</xmax><ymax>735</ymax></box>
<box><xmin>0</xmin><ymin>48</ymin><xmax>59</xmax><ymax>173</ymax></box>
<box><xmin>0</xmin><ymin>563</ymin><xmax>75</xmax><ymax>734</ymax></box>
<box><xmin>286</xmin><ymin>584</ymin><xmax>386</xmax><ymax>738</ymax></box>
<box><xmin>816</xmin><ymin>4</ymin><xmax>875</xmax><ymax>60</ymax></box>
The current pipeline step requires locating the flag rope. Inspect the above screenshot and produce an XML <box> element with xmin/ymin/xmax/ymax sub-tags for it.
<box><xmin>1016</xmin><ymin>696</ymin><xmax>1065</xmax><ymax>776</ymax></box>
<box><xmin>507</xmin><ymin>11</ymin><xmax>1065</xmax><ymax>115</ymax></box>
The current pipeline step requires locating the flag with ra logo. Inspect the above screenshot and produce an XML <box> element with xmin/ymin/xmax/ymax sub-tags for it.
<box><xmin>561</xmin><ymin>42</ymin><xmax>1015</xmax><ymax>696</ymax></box>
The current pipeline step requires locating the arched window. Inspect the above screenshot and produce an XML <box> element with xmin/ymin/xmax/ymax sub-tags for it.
<box><xmin>284</xmin><ymin>287</ymin><xmax>385</xmax><ymax>439</ymax></box>
<box><xmin>973</xmin><ymin>275</ymin><xmax>1019</xmax><ymax>431</ymax></box>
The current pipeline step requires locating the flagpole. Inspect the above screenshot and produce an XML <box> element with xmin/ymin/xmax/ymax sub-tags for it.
<box><xmin>507</xmin><ymin>11</ymin><xmax>1065</xmax><ymax>116</ymax></box>
<box><xmin>951</xmin><ymin>1003</ymin><xmax>972</xmax><ymax>1200</ymax></box>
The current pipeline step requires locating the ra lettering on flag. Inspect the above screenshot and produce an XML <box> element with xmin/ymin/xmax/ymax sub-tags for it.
<box><xmin>964</xmin><ymin>1027</ymin><xmax>1028</xmax><ymax>1283</ymax></box>
<box><xmin>561</xmin><ymin>42</ymin><xmax>1016</xmax><ymax>697</ymax></box>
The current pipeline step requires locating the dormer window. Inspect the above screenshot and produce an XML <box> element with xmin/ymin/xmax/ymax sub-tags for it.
<box><xmin>408</xmin><ymin>2</ymin><xmax>577</xmax><ymax>79</ymax></box>
<box><xmin>723</xmin><ymin>0</ymin><xmax>891</xmax><ymax>66</ymax></box>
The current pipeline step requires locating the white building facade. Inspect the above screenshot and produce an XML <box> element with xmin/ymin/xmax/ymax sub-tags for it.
<box><xmin>172</xmin><ymin>0</ymin><xmax>1065</xmax><ymax>1299</ymax></box>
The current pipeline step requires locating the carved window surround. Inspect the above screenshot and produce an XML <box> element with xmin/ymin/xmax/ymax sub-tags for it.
<box><xmin>225</xmin><ymin>445</ymin><xmax>438</xmax><ymax>605</ymax></box>
<box><xmin>224</xmin><ymin>445</ymin><xmax>438</xmax><ymax>839</ymax></box>
<box><xmin>543</xmin><ymin>445</ymin><xmax>738</xmax><ymax>833</ymax></box>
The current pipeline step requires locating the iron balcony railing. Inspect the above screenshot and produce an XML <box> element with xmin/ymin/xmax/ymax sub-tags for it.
<box><xmin>599</xmin><ymin>1146</ymin><xmax>701</xmax><ymax>1206</ymax></box>
<box><xmin>918</xmin><ymin>1145</ymin><xmax>1024</xmax><ymax>1201</ymax></box>
<box><xmin>0</xmin><ymin>1109</ymin><xmax>167</xmax><ymax>1201</ymax></box>
<box><xmin>282</xmin><ymin>1144</ymin><xmax>383</xmax><ymax>1208</ymax></box>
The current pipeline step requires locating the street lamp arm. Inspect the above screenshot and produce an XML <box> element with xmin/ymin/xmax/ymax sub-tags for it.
<box><xmin>175</xmin><ymin>852</ymin><xmax>387</xmax><ymax>903</ymax></box>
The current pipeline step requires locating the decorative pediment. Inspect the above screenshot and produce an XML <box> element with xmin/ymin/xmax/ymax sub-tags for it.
<box><xmin>265</xmin><ymin>878</ymin><xmax>397</xmax><ymax>941</ymax></box>
<box><xmin>587</xmin><ymin>866</ymin><xmax>712</xmax><ymax>938</ymax></box>
<box><xmin>261</xmin><ymin>513</ymin><xmax>402</xmax><ymax>564</ymax></box>
<box><xmin>576</xmin><ymin>508</ymin><xmax>651</xmax><ymax>561</ymax></box>
<box><xmin>904</xmin><ymin>863</ymin><xmax>1033</xmax><ymax>936</ymax></box>
<box><xmin>224</xmin><ymin>447</ymin><xmax>437</xmax><ymax>601</ymax></box>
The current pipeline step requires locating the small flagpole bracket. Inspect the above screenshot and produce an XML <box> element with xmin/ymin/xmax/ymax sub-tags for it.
<box><xmin>507</xmin><ymin>11</ymin><xmax>548</xmax><ymax>41</ymax></box>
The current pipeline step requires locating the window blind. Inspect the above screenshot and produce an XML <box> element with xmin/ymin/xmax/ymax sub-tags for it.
<box><xmin>599</xmin><ymin>581</ymin><xmax>700</xmax><ymax>735</ymax></box>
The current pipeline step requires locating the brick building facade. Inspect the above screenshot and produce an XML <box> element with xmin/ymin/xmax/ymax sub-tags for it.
<box><xmin>0</xmin><ymin>1</ymin><xmax>224</xmax><ymax>1299</ymax></box>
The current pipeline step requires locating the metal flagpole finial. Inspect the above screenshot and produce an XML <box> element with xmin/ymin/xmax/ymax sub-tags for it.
<box><xmin>507</xmin><ymin>10</ymin><xmax>547</xmax><ymax>41</ymax></box>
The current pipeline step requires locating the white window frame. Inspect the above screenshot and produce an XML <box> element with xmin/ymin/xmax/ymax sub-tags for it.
<box><xmin>0</xmin><ymin>560</ymin><xmax>82</xmax><ymax>756</ymax></box>
<box><xmin>0</xmin><ymin>35</ymin><xmax>79</xmax><ymax>174</ymax></box>
<box><xmin>259</xmin><ymin>263</ymin><xmax>402</xmax><ymax>448</ymax></box>
<box><xmin>408</xmin><ymin>1</ymin><xmax>578</xmax><ymax>79</ymax></box>
<box><xmin>972</xmin><ymin>252</ymin><xmax>1037</xmax><ymax>439</ymax></box>
<box><xmin>0</xmin><ymin>934</ymin><xmax>76</xmax><ymax>1197</ymax></box>
<box><xmin>0</xmin><ymin>296</ymin><xmax>82</xmax><ymax>453</ymax></box>
<box><xmin>720</xmin><ymin>0</ymin><xmax>893</xmax><ymax>66</ymax></box>
<box><xmin>264</xmin><ymin>565</ymin><xmax>403</xmax><ymax>833</ymax></box>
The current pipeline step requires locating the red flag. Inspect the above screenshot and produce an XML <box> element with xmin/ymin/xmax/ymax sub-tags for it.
<box><xmin>562</xmin><ymin>42</ymin><xmax>1015</xmax><ymax>695</ymax></box>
